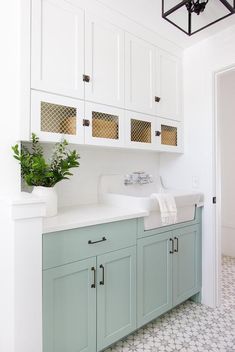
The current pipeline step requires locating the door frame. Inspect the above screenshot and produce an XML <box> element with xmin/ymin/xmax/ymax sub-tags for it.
<box><xmin>213</xmin><ymin>64</ymin><xmax>235</xmax><ymax>306</ymax></box>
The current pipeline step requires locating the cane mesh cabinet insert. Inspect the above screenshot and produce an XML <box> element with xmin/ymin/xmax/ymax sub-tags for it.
<box><xmin>92</xmin><ymin>111</ymin><xmax>119</xmax><ymax>140</ymax></box>
<box><xmin>41</xmin><ymin>101</ymin><xmax>76</xmax><ymax>135</ymax></box>
<box><xmin>161</xmin><ymin>125</ymin><xmax>177</xmax><ymax>146</ymax></box>
<box><xmin>131</xmin><ymin>119</ymin><xmax>151</xmax><ymax>143</ymax></box>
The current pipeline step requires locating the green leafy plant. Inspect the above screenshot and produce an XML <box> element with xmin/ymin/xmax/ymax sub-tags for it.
<box><xmin>12</xmin><ymin>133</ymin><xmax>80</xmax><ymax>187</ymax></box>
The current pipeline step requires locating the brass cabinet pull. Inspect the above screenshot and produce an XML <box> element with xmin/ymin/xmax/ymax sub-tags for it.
<box><xmin>169</xmin><ymin>238</ymin><xmax>174</xmax><ymax>254</ymax></box>
<box><xmin>91</xmin><ymin>267</ymin><xmax>96</xmax><ymax>288</ymax></box>
<box><xmin>88</xmin><ymin>236</ymin><xmax>107</xmax><ymax>245</ymax></box>
<box><xmin>174</xmin><ymin>237</ymin><xmax>179</xmax><ymax>253</ymax></box>
<box><xmin>99</xmin><ymin>264</ymin><xmax>105</xmax><ymax>285</ymax></box>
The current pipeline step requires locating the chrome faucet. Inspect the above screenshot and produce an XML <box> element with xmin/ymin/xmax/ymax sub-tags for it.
<box><xmin>124</xmin><ymin>172</ymin><xmax>153</xmax><ymax>185</ymax></box>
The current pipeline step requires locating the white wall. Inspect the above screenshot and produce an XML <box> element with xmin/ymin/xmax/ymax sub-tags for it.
<box><xmin>0</xmin><ymin>0</ymin><xmax>21</xmax><ymax>197</ymax></box>
<box><xmin>160</xmin><ymin>24</ymin><xmax>235</xmax><ymax>307</ymax></box>
<box><xmin>21</xmin><ymin>143</ymin><xmax>161</xmax><ymax>208</ymax></box>
<box><xmin>218</xmin><ymin>69</ymin><xmax>235</xmax><ymax>257</ymax></box>
<box><xmin>0</xmin><ymin>1</ymin><xmax>21</xmax><ymax>351</ymax></box>
<box><xmin>39</xmin><ymin>145</ymin><xmax>160</xmax><ymax>208</ymax></box>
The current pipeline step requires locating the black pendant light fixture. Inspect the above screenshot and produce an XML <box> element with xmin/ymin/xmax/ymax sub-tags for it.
<box><xmin>162</xmin><ymin>0</ymin><xmax>235</xmax><ymax>36</ymax></box>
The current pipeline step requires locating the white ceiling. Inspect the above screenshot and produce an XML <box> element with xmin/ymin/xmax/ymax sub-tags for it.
<box><xmin>96</xmin><ymin>0</ymin><xmax>235</xmax><ymax>48</ymax></box>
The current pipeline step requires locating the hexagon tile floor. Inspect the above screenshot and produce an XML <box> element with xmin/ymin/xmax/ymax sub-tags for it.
<box><xmin>105</xmin><ymin>256</ymin><xmax>235</xmax><ymax>352</ymax></box>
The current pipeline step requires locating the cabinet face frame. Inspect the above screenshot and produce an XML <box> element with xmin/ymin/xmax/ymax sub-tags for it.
<box><xmin>125</xmin><ymin>110</ymin><xmax>157</xmax><ymax>150</ymax></box>
<box><xmin>155</xmin><ymin>49</ymin><xmax>182</xmax><ymax>122</ymax></box>
<box><xmin>156</xmin><ymin>117</ymin><xmax>183</xmax><ymax>153</ymax></box>
<box><xmin>125</xmin><ymin>33</ymin><xmax>156</xmax><ymax>116</ymax></box>
<box><xmin>31</xmin><ymin>0</ymin><xmax>85</xmax><ymax>99</ymax></box>
<box><xmin>84</xmin><ymin>103</ymin><xmax>125</xmax><ymax>147</ymax></box>
<box><xmin>85</xmin><ymin>12</ymin><xmax>125</xmax><ymax>108</ymax></box>
<box><xmin>31</xmin><ymin>90</ymin><xmax>85</xmax><ymax>144</ymax></box>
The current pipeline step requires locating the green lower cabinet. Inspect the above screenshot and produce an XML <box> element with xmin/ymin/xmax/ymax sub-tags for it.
<box><xmin>137</xmin><ymin>223</ymin><xmax>201</xmax><ymax>327</ymax></box>
<box><xmin>43</xmin><ymin>257</ymin><xmax>96</xmax><ymax>352</ymax></box>
<box><xmin>43</xmin><ymin>247</ymin><xmax>136</xmax><ymax>352</ymax></box>
<box><xmin>42</xmin><ymin>216</ymin><xmax>202</xmax><ymax>352</ymax></box>
<box><xmin>137</xmin><ymin>232</ymin><xmax>173</xmax><ymax>327</ymax></box>
<box><xmin>97</xmin><ymin>246</ymin><xmax>137</xmax><ymax>351</ymax></box>
<box><xmin>172</xmin><ymin>224</ymin><xmax>201</xmax><ymax>306</ymax></box>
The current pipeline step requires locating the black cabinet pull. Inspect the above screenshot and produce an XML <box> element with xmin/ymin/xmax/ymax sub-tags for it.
<box><xmin>155</xmin><ymin>96</ymin><xmax>161</xmax><ymax>102</ymax></box>
<box><xmin>100</xmin><ymin>264</ymin><xmax>105</xmax><ymax>285</ymax></box>
<box><xmin>83</xmin><ymin>119</ymin><xmax>90</xmax><ymax>127</ymax></box>
<box><xmin>169</xmin><ymin>238</ymin><xmax>174</xmax><ymax>254</ymax></box>
<box><xmin>174</xmin><ymin>237</ymin><xmax>179</xmax><ymax>253</ymax></box>
<box><xmin>91</xmin><ymin>267</ymin><xmax>96</xmax><ymax>288</ymax></box>
<box><xmin>88</xmin><ymin>236</ymin><xmax>107</xmax><ymax>245</ymax></box>
<box><xmin>83</xmin><ymin>74</ymin><xmax>90</xmax><ymax>82</ymax></box>
<box><xmin>155</xmin><ymin>131</ymin><xmax>161</xmax><ymax>137</ymax></box>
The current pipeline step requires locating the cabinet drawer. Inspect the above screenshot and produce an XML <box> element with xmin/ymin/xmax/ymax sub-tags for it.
<box><xmin>43</xmin><ymin>219</ymin><xmax>137</xmax><ymax>270</ymax></box>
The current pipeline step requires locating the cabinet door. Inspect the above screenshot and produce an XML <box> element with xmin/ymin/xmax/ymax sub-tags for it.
<box><xmin>156</xmin><ymin>50</ymin><xmax>182</xmax><ymax>121</ymax></box>
<box><xmin>125</xmin><ymin>34</ymin><xmax>156</xmax><ymax>115</ymax></box>
<box><xmin>137</xmin><ymin>232</ymin><xmax>172</xmax><ymax>327</ymax></box>
<box><xmin>84</xmin><ymin>103</ymin><xmax>125</xmax><ymax>147</ymax></box>
<box><xmin>43</xmin><ymin>258</ymin><xmax>96</xmax><ymax>352</ymax></box>
<box><xmin>97</xmin><ymin>247</ymin><xmax>136</xmax><ymax>351</ymax></box>
<box><xmin>125</xmin><ymin>111</ymin><xmax>156</xmax><ymax>150</ymax></box>
<box><xmin>172</xmin><ymin>224</ymin><xmax>201</xmax><ymax>306</ymax></box>
<box><xmin>31</xmin><ymin>0</ymin><xmax>84</xmax><ymax>99</ymax></box>
<box><xmin>85</xmin><ymin>13</ymin><xmax>124</xmax><ymax>108</ymax></box>
<box><xmin>155</xmin><ymin>118</ymin><xmax>183</xmax><ymax>153</ymax></box>
<box><xmin>31</xmin><ymin>91</ymin><xmax>85</xmax><ymax>143</ymax></box>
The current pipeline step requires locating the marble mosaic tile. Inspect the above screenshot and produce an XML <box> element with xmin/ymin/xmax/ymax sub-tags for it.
<box><xmin>105</xmin><ymin>256</ymin><xmax>235</xmax><ymax>352</ymax></box>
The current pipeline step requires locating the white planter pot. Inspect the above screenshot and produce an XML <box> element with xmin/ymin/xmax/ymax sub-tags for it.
<box><xmin>32</xmin><ymin>186</ymin><xmax>58</xmax><ymax>217</ymax></box>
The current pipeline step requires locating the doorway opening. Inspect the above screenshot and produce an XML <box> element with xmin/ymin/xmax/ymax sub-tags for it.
<box><xmin>214</xmin><ymin>65</ymin><xmax>235</xmax><ymax>306</ymax></box>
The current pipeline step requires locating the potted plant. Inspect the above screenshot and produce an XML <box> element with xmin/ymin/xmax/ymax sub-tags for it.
<box><xmin>12</xmin><ymin>133</ymin><xmax>80</xmax><ymax>216</ymax></box>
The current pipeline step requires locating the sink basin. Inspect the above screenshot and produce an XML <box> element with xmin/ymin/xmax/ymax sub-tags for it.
<box><xmin>99</xmin><ymin>175</ymin><xmax>203</xmax><ymax>230</ymax></box>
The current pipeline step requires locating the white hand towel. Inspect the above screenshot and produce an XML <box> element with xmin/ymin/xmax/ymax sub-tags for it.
<box><xmin>150</xmin><ymin>193</ymin><xmax>177</xmax><ymax>226</ymax></box>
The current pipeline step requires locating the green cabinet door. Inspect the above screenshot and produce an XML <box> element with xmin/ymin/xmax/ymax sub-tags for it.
<box><xmin>172</xmin><ymin>224</ymin><xmax>201</xmax><ymax>306</ymax></box>
<box><xmin>137</xmin><ymin>231</ymin><xmax>172</xmax><ymax>327</ymax></box>
<box><xmin>43</xmin><ymin>257</ymin><xmax>96</xmax><ymax>352</ymax></box>
<box><xmin>97</xmin><ymin>246</ymin><xmax>137</xmax><ymax>351</ymax></box>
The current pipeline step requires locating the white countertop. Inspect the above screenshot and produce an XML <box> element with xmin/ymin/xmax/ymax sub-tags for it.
<box><xmin>43</xmin><ymin>203</ymin><xmax>148</xmax><ymax>233</ymax></box>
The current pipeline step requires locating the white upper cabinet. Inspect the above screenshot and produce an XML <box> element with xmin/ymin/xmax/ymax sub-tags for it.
<box><xmin>155</xmin><ymin>118</ymin><xmax>183</xmax><ymax>153</ymax></box>
<box><xmin>31</xmin><ymin>90</ymin><xmax>85</xmax><ymax>144</ymax></box>
<box><xmin>125</xmin><ymin>34</ymin><xmax>156</xmax><ymax>116</ymax></box>
<box><xmin>85</xmin><ymin>13</ymin><xmax>125</xmax><ymax>108</ymax></box>
<box><xmin>31</xmin><ymin>0</ymin><xmax>85</xmax><ymax>99</ymax></box>
<box><xmin>125</xmin><ymin>111</ymin><xmax>156</xmax><ymax>150</ymax></box>
<box><xmin>84</xmin><ymin>102</ymin><xmax>125</xmax><ymax>147</ymax></box>
<box><xmin>156</xmin><ymin>50</ymin><xmax>182</xmax><ymax>121</ymax></box>
<box><xmin>29</xmin><ymin>2</ymin><xmax>183</xmax><ymax>151</ymax></box>
<box><xmin>125</xmin><ymin>33</ymin><xmax>182</xmax><ymax>120</ymax></box>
